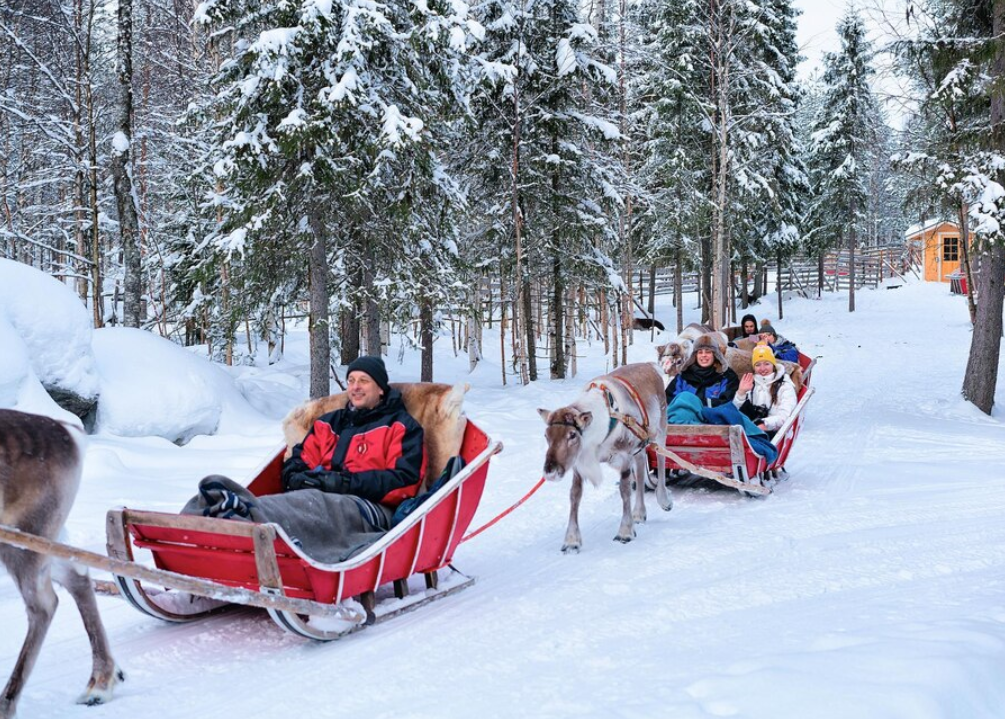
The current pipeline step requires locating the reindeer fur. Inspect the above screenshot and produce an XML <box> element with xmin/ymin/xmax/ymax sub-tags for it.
<box><xmin>538</xmin><ymin>363</ymin><xmax>671</xmax><ymax>553</ymax></box>
<box><xmin>0</xmin><ymin>409</ymin><xmax>122</xmax><ymax>719</ymax></box>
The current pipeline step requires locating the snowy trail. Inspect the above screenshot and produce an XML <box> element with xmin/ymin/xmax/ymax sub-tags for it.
<box><xmin>4</xmin><ymin>280</ymin><xmax>1005</xmax><ymax>718</ymax></box>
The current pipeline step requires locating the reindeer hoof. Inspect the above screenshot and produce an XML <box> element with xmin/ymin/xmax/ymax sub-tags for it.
<box><xmin>632</xmin><ymin>512</ymin><xmax>647</xmax><ymax>524</ymax></box>
<box><xmin>76</xmin><ymin>666</ymin><xmax>125</xmax><ymax>706</ymax></box>
<box><xmin>613</xmin><ymin>534</ymin><xmax>634</xmax><ymax>544</ymax></box>
<box><xmin>561</xmin><ymin>544</ymin><xmax>581</xmax><ymax>554</ymax></box>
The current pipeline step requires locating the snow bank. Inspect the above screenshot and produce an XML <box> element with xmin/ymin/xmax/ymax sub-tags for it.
<box><xmin>0</xmin><ymin>259</ymin><xmax>98</xmax><ymax>418</ymax></box>
<box><xmin>93</xmin><ymin>327</ymin><xmax>271</xmax><ymax>444</ymax></box>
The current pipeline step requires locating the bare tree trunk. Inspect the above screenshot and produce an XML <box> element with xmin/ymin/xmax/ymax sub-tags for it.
<box><xmin>467</xmin><ymin>285</ymin><xmax>482</xmax><ymax>372</ymax></box>
<box><xmin>420</xmin><ymin>297</ymin><xmax>433</xmax><ymax>381</ymax></box>
<box><xmin>511</xmin><ymin>80</ymin><xmax>531</xmax><ymax>384</ymax></box>
<box><xmin>848</xmin><ymin>218</ymin><xmax>857</xmax><ymax>313</ymax></box>
<box><xmin>340</xmin><ymin>268</ymin><xmax>361</xmax><ymax>366</ymax></box>
<box><xmin>499</xmin><ymin>270</ymin><xmax>507</xmax><ymax>386</ymax></box>
<box><xmin>776</xmin><ymin>248</ymin><xmax>783</xmax><ymax>321</ymax></box>
<box><xmin>363</xmin><ymin>255</ymin><xmax>381</xmax><ymax>356</ymax></box>
<box><xmin>566</xmin><ymin>285</ymin><xmax>576</xmax><ymax>378</ymax></box>
<box><xmin>550</xmin><ymin>255</ymin><xmax>565</xmax><ymax>378</ymax></box>
<box><xmin>111</xmin><ymin>0</ymin><xmax>142</xmax><ymax>327</ymax></box>
<box><xmin>307</xmin><ymin>214</ymin><xmax>330</xmax><ymax>399</ymax></box>
<box><xmin>610</xmin><ymin>291</ymin><xmax>620</xmax><ymax>368</ymax></box>
<box><xmin>817</xmin><ymin>254</ymin><xmax>824</xmax><ymax>298</ymax></box>
<box><xmin>675</xmin><ymin>251</ymin><xmax>683</xmax><ymax>334</ymax></box>
<box><xmin>647</xmin><ymin>265</ymin><xmax>656</xmax><ymax>315</ymax></box>
<box><xmin>741</xmin><ymin>258</ymin><xmax>749</xmax><ymax>308</ymax></box>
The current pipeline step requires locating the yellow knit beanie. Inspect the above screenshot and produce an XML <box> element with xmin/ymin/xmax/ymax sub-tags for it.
<box><xmin>751</xmin><ymin>343</ymin><xmax>777</xmax><ymax>367</ymax></box>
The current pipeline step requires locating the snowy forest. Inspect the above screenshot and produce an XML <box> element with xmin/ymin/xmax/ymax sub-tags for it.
<box><xmin>2</xmin><ymin>0</ymin><xmax>1004</xmax><ymax>410</ymax></box>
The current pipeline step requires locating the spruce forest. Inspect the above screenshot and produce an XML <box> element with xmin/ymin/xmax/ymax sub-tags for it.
<box><xmin>3</xmin><ymin>0</ymin><xmax>1004</xmax><ymax>410</ymax></box>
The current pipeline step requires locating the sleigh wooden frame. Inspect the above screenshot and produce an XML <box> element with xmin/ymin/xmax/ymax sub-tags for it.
<box><xmin>649</xmin><ymin>353</ymin><xmax>816</xmax><ymax>497</ymax></box>
<box><xmin>104</xmin><ymin>420</ymin><xmax>501</xmax><ymax>641</ymax></box>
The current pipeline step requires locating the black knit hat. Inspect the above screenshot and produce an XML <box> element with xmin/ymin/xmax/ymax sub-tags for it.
<box><xmin>760</xmin><ymin>324</ymin><xmax>778</xmax><ymax>339</ymax></box>
<box><xmin>346</xmin><ymin>356</ymin><xmax>390</xmax><ymax>394</ymax></box>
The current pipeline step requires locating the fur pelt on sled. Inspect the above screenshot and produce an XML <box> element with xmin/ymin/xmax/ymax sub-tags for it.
<box><xmin>282</xmin><ymin>381</ymin><xmax>468</xmax><ymax>492</ymax></box>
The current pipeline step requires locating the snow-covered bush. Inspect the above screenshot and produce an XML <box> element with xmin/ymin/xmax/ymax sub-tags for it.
<box><xmin>93</xmin><ymin>327</ymin><xmax>267</xmax><ymax>444</ymax></box>
<box><xmin>0</xmin><ymin>259</ymin><xmax>99</xmax><ymax>419</ymax></box>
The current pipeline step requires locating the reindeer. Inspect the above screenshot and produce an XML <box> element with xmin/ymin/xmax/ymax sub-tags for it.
<box><xmin>0</xmin><ymin>409</ymin><xmax>122</xmax><ymax>719</ymax></box>
<box><xmin>538</xmin><ymin>363</ymin><xmax>671</xmax><ymax>553</ymax></box>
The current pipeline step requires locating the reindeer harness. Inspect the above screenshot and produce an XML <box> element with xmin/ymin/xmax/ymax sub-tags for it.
<box><xmin>587</xmin><ymin>377</ymin><xmax>653</xmax><ymax>449</ymax></box>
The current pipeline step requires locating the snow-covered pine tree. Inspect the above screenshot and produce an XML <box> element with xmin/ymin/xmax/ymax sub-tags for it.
<box><xmin>730</xmin><ymin>0</ymin><xmax>808</xmax><ymax>320</ymax></box>
<box><xmin>892</xmin><ymin>0</ymin><xmax>1005</xmax><ymax>413</ymax></box>
<box><xmin>803</xmin><ymin>10</ymin><xmax>879</xmax><ymax>313</ymax></box>
<box><xmin>629</xmin><ymin>0</ymin><xmax>706</xmax><ymax>332</ymax></box>
<box><xmin>192</xmin><ymin>0</ymin><xmax>479</xmax><ymax>394</ymax></box>
<box><xmin>461</xmin><ymin>0</ymin><xmax>624</xmax><ymax>380</ymax></box>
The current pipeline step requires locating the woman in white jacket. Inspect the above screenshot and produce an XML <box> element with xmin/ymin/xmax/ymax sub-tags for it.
<box><xmin>733</xmin><ymin>344</ymin><xmax>797</xmax><ymax>437</ymax></box>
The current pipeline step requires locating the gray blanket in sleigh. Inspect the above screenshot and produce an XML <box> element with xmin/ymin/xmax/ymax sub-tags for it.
<box><xmin>181</xmin><ymin>475</ymin><xmax>392</xmax><ymax>564</ymax></box>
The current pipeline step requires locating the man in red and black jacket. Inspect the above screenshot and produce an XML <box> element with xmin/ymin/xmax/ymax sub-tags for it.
<box><xmin>281</xmin><ymin>356</ymin><xmax>425</xmax><ymax>507</ymax></box>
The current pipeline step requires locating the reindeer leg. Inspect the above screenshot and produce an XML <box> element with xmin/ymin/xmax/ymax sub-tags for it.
<box><xmin>562</xmin><ymin>471</ymin><xmax>584</xmax><ymax>553</ymax></box>
<box><xmin>655</xmin><ymin>422</ymin><xmax>673</xmax><ymax>512</ymax></box>
<box><xmin>52</xmin><ymin>562</ymin><xmax>123</xmax><ymax>706</ymax></box>
<box><xmin>1</xmin><ymin>553</ymin><xmax>58</xmax><ymax>719</ymax></box>
<box><xmin>614</xmin><ymin>469</ymin><xmax>635</xmax><ymax>543</ymax></box>
<box><xmin>631</xmin><ymin>454</ymin><xmax>647</xmax><ymax>524</ymax></box>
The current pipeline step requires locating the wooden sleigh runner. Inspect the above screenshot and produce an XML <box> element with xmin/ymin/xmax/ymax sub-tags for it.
<box><xmin>648</xmin><ymin>353</ymin><xmax>816</xmax><ymax>497</ymax></box>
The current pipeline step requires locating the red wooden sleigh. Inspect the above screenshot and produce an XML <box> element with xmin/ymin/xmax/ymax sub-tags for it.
<box><xmin>648</xmin><ymin>353</ymin><xmax>816</xmax><ymax>496</ymax></box>
<box><xmin>105</xmin><ymin>419</ymin><xmax>501</xmax><ymax>640</ymax></box>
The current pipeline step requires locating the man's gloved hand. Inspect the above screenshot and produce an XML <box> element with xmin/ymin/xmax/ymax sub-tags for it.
<box><xmin>285</xmin><ymin>469</ymin><xmax>351</xmax><ymax>494</ymax></box>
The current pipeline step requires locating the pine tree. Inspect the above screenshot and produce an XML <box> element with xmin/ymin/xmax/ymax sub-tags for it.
<box><xmin>192</xmin><ymin>0</ymin><xmax>477</xmax><ymax>393</ymax></box>
<box><xmin>804</xmin><ymin>11</ymin><xmax>879</xmax><ymax>312</ymax></box>
<box><xmin>461</xmin><ymin>0</ymin><xmax>625</xmax><ymax>381</ymax></box>
<box><xmin>893</xmin><ymin>0</ymin><xmax>1005</xmax><ymax>413</ymax></box>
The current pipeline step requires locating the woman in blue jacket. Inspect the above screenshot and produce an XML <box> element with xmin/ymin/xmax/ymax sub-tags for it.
<box><xmin>666</xmin><ymin>334</ymin><xmax>740</xmax><ymax>408</ymax></box>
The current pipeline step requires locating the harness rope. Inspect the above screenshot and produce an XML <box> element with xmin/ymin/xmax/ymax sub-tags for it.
<box><xmin>460</xmin><ymin>477</ymin><xmax>546</xmax><ymax>543</ymax></box>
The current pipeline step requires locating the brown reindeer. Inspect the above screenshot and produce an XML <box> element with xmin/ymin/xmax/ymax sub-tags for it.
<box><xmin>0</xmin><ymin>409</ymin><xmax>122</xmax><ymax>719</ymax></box>
<box><xmin>538</xmin><ymin>363</ymin><xmax>671</xmax><ymax>553</ymax></box>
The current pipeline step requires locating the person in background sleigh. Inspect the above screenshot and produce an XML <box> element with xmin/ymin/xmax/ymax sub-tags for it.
<box><xmin>281</xmin><ymin>356</ymin><xmax>425</xmax><ymax>517</ymax></box>
<box><xmin>757</xmin><ymin>323</ymin><xmax>800</xmax><ymax>363</ymax></box>
<box><xmin>733</xmin><ymin>344</ymin><xmax>797</xmax><ymax>438</ymax></box>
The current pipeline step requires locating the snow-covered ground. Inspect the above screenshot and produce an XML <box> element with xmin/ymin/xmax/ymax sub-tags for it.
<box><xmin>3</xmin><ymin>276</ymin><xmax>1005</xmax><ymax>719</ymax></box>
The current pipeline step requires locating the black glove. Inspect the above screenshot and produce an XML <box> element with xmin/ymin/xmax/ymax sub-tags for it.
<box><xmin>285</xmin><ymin>469</ymin><xmax>351</xmax><ymax>494</ymax></box>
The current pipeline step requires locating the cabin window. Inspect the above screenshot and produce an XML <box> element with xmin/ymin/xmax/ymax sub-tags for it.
<box><xmin>943</xmin><ymin>236</ymin><xmax>959</xmax><ymax>262</ymax></box>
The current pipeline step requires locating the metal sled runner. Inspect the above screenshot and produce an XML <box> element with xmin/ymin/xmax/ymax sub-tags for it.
<box><xmin>105</xmin><ymin>420</ymin><xmax>501</xmax><ymax>641</ymax></box>
<box><xmin>649</xmin><ymin>353</ymin><xmax>816</xmax><ymax>497</ymax></box>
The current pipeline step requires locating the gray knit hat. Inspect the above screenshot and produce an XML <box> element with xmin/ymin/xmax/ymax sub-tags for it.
<box><xmin>346</xmin><ymin>356</ymin><xmax>390</xmax><ymax>394</ymax></box>
<box><xmin>683</xmin><ymin>334</ymin><xmax>726</xmax><ymax>371</ymax></box>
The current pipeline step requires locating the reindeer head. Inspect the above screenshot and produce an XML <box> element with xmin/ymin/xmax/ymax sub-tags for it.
<box><xmin>656</xmin><ymin>341</ymin><xmax>689</xmax><ymax>379</ymax></box>
<box><xmin>538</xmin><ymin>407</ymin><xmax>593</xmax><ymax>480</ymax></box>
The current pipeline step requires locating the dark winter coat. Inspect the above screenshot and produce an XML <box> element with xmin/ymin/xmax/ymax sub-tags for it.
<box><xmin>281</xmin><ymin>388</ymin><xmax>424</xmax><ymax>507</ymax></box>
<box><xmin>770</xmin><ymin>338</ymin><xmax>799</xmax><ymax>363</ymax></box>
<box><xmin>666</xmin><ymin>364</ymin><xmax>740</xmax><ymax>408</ymax></box>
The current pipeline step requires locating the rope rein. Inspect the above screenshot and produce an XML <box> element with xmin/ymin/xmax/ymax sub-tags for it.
<box><xmin>460</xmin><ymin>477</ymin><xmax>546</xmax><ymax>543</ymax></box>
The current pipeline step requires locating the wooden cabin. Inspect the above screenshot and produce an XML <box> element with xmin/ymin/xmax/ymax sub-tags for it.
<box><xmin>905</xmin><ymin>220</ymin><xmax>961</xmax><ymax>283</ymax></box>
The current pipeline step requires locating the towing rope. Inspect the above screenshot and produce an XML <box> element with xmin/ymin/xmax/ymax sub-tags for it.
<box><xmin>460</xmin><ymin>477</ymin><xmax>546</xmax><ymax>543</ymax></box>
